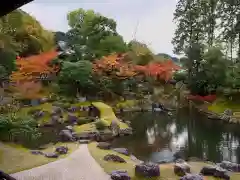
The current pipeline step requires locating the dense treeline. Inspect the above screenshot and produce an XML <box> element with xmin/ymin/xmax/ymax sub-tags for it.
<box><xmin>172</xmin><ymin>0</ymin><xmax>240</xmax><ymax>96</ymax></box>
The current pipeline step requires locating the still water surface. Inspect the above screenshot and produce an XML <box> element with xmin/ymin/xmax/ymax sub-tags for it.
<box><xmin>113</xmin><ymin>109</ymin><xmax>240</xmax><ymax>164</ymax></box>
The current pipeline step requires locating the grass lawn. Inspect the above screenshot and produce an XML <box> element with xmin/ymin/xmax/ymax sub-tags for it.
<box><xmin>88</xmin><ymin>142</ymin><xmax>240</xmax><ymax>180</ymax></box>
<box><xmin>73</xmin><ymin>122</ymin><xmax>97</xmax><ymax>133</ymax></box>
<box><xmin>0</xmin><ymin>142</ymin><xmax>79</xmax><ymax>174</ymax></box>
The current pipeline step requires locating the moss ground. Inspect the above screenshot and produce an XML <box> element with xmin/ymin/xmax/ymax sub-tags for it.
<box><xmin>0</xmin><ymin>142</ymin><xmax>79</xmax><ymax>174</ymax></box>
<box><xmin>208</xmin><ymin>98</ymin><xmax>240</xmax><ymax>113</ymax></box>
<box><xmin>92</xmin><ymin>102</ymin><xmax>129</xmax><ymax>129</ymax></box>
<box><xmin>88</xmin><ymin>142</ymin><xmax>240</xmax><ymax>180</ymax></box>
<box><xmin>17</xmin><ymin>102</ymin><xmax>90</xmax><ymax>126</ymax></box>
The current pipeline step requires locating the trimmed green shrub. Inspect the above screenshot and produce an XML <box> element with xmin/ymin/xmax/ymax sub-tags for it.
<box><xmin>0</xmin><ymin>113</ymin><xmax>41</xmax><ymax>142</ymax></box>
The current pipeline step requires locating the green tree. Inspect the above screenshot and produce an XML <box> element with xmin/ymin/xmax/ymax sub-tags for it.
<box><xmin>57</xmin><ymin>61</ymin><xmax>93</xmax><ymax>96</ymax></box>
<box><xmin>127</xmin><ymin>40</ymin><xmax>154</xmax><ymax>65</ymax></box>
<box><xmin>172</xmin><ymin>0</ymin><xmax>205</xmax><ymax>55</ymax></box>
<box><xmin>218</xmin><ymin>0</ymin><xmax>240</xmax><ymax>60</ymax></box>
<box><xmin>66</xmin><ymin>8</ymin><xmax>127</xmax><ymax>61</ymax></box>
<box><xmin>0</xmin><ymin>9</ymin><xmax>54</xmax><ymax>57</ymax></box>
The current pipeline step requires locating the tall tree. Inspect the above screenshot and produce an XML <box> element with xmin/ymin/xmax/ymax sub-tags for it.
<box><xmin>172</xmin><ymin>0</ymin><xmax>204</xmax><ymax>55</ymax></box>
<box><xmin>218</xmin><ymin>0</ymin><xmax>240</xmax><ymax>61</ymax></box>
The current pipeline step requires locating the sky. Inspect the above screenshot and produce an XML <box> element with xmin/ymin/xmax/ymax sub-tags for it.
<box><xmin>21</xmin><ymin>0</ymin><xmax>177</xmax><ymax>56</ymax></box>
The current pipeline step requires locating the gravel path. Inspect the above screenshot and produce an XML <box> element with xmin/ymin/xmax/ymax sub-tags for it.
<box><xmin>11</xmin><ymin>144</ymin><xmax>110</xmax><ymax>180</ymax></box>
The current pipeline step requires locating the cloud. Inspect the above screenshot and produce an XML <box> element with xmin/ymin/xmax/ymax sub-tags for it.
<box><xmin>21</xmin><ymin>0</ymin><xmax>177</xmax><ymax>56</ymax></box>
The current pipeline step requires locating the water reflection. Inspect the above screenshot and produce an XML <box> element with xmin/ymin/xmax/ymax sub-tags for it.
<box><xmin>113</xmin><ymin>109</ymin><xmax>240</xmax><ymax>163</ymax></box>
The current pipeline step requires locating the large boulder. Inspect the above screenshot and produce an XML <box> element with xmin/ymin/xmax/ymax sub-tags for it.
<box><xmin>103</xmin><ymin>154</ymin><xmax>126</xmax><ymax>163</ymax></box>
<box><xmin>59</xmin><ymin>129</ymin><xmax>75</xmax><ymax>141</ymax></box>
<box><xmin>180</xmin><ymin>174</ymin><xmax>203</xmax><ymax>180</ymax></box>
<box><xmin>112</xmin><ymin>148</ymin><xmax>129</xmax><ymax>156</ymax></box>
<box><xmin>97</xmin><ymin>142</ymin><xmax>111</xmax><ymax>150</ymax></box>
<box><xmin>200</xmin><ymin>165</ymin><xmax>230</xmax><ymax>180</ymax></box>
<box><xmin>174</xmin><ymin>161</ymin><xmax>191</xmax><ymax>177</ymax></box>
<box><xmin>223</xmin><ymin>109</ymin><xmax>233</xmax><ymax>116</ymax></box>
<box><xmin>55</xmin><ymin>146</ymin><xmax>68</xmax><ymax>155</ymax></box>
<box><xmin>51</xmin><ymin>115</ymin><xmax>60</xmax><ymax>125</ymax></box>
<box><xmin>110</xmin><ymin>170</ymin><xmax>131</xmax><ymax>180</ymax></box>
<box><xmin>218</xmin><ymin>161</ymin><xmax>240</xmax><ymax>172</ymax></box>
<box><xmin>135</xmin><ymin>163</ymin><xmax>160</xmax><ymax>178</ymax></box>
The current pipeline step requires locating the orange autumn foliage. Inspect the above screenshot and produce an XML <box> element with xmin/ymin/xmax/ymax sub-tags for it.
<box><xmin>134</xmin><ymin>60</ymin><xmax>181</xmax><ymax>82</ymax></box>
<box><xmin>93</xmin><ymin>53</ymin><xmax>137</xmax><ymax>79</ymax></box>
<box><xmin>93</xmin><ymin>54</ymin><xmax>181</xmax><ymax>81</ymax></box>
<box><xmin>10</xmin><ymin>50</ymin><xmax>59</xmax><ymax>83</ymax></box>
<box><xmin>10</xmin><ymin>50</ymin><xmax>59</xmax><ymax>99</ymax></box>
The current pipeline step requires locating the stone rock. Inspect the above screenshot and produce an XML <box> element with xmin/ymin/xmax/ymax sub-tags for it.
<box><xmin>55</xmin><ymin>146</ymin><xmax>68</xmax><ymax>154</ymax></box>
<box><xmin>135</xmin><ymin>163</ymin><xmax>160</xmax><ymax>177</ymax></box>
<box><xmin>67</xmin><ymin>113</ymin><xmax>78</xmax><ymax>124</ymax></box>
<box><xmin>200</xmin><ymin>165</ymin><xmax>230</xmax><ymax>180</ymax></box>
<box><xmin>104</xmin><ymin>154</ymin><xmax>126</xmax><ymax>163</ymax></box>
<box><xmin>44</xmin><ymin>152</ymin><xmax>59</xmax><ymax>158</ymax></box>
<box><xmin>113</xmin><ymin>148</ymin><xmax>129</xmax><ymax>156</ymax></box>
<box><xmin>110</xmin><ymin>120</ymin><xmax>120</xmax><ymax>136</ymax></box>
<box><xmin>79</xmin><ymin>140</ymin><xmax>91</xmax><ymax>144</ymax></box>
<box><xmin>59</xmin><ymin>129</ymin><xmax>75</xmax><ymax>141</ymax></box>
<box><xmin>110</xmin><ymin>170</ymin><xmax>131</xmax><ymax>180</ymax></box>
<box><xmin>68</xmin><ymin>106</ymin><xmax>78</xmax><ymax>112</ymax></box>
<box><xmin>119</xmin><ymin>128</ymin><xmax>133</xmax><ymax>136</ymax></box>
<box><xmin>97</xmin><ymin>142</ymin><xmax>111</xmax><ymax>150</ymax></box>
<box><xmin>218</xmin><ymin>161</ymin><xmax>240</xmax><ymax>172</ymax></box>
<box><xmin>52</xmin><ymin>106</ymin><xmax>63</xmax><ymax>115</ymax></box>
<box><xmin>224</xmin><ymin>109</ymin><xmax>233</xmax><ymax>116</ymax></box>
<box><xmin>33</xmin><ymin>110</ymin><xmax>45</xmax><ymax>119</ymax></box>
<box><xmin>30</xmin><ymin>150</ymin><xmax>44</xmax><ymax>155</ymax></box>
<box><xmin>51</xmin><ymin>115</ymin><xmax>60</xmax><ymax>124</ymax></box>
<box><xmin>65</xmin><ymin>125</ymin><xmax>74</xmax><ymax>132</ymax></box>
<box><xmin>174</xmin><ymin>161</ymin><xmax>191</xmax><ymax>177</ymax></box>
<box><xmin>180</xmin><ymin>174</ymin><xmax>204</xmax><ymax>180</ymax></box>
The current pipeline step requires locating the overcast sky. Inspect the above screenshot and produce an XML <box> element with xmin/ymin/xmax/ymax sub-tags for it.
<box><xmin>21</xmin><ymin>0</ymin><xmax>177</xmax><ymax>56</ymax></box>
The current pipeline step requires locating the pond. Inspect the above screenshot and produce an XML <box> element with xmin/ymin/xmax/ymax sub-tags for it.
<box><xmin>113</xmin><ymin>108</ymin><xmax>240</xmax><ymax>164</ymax></box>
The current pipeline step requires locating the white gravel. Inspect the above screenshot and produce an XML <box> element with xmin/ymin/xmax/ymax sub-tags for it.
<box><xmin>11</xmin><ymin>144</ymin><xmax>111</xmax><ymax>180</ymax></box>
